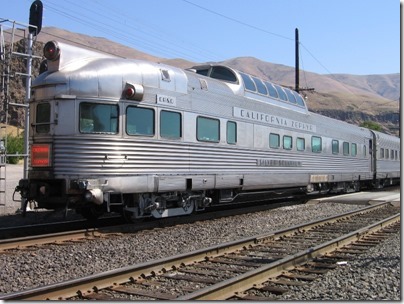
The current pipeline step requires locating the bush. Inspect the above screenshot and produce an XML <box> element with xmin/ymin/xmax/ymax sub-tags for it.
<box><xmin>360</xmin><ymin>121</ymin><xmax>383</xmax><ymax>132</ymax></box>
<box><xmin>5</xmin><ymin>133</ymin><xmax>24</xmax><ymax>164</ymax></box>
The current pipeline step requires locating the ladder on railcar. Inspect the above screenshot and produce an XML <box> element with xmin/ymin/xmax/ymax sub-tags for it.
<box><xmin>0</xmin><ymin>126</ymin><xmax>6</xmax><ymax>209</ymax></box>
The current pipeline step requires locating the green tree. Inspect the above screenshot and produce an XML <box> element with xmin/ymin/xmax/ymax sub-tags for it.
<box><xmin>360</xmin><ymin>121</ymin><xmax>383</xmax><ymax>132</ymax></box>
<box><xmin>5</xmin><ymin>133</ymin><xmax>24</xmax><ymax>164</ymax></box>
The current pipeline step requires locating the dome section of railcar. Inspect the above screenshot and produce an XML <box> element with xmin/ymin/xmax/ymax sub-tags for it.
<box><xmin>188</xmin><ymin>64</ymin><xmax>308</xmax><ymax>114</ymax></box>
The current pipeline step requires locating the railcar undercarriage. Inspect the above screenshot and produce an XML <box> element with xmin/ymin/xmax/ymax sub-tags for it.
<box><xmin>15</xmin><ymin>176</ymin><xmax>399</xmax><ymax>221</ymax></box>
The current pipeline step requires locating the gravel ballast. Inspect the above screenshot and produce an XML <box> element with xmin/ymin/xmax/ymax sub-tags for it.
<box><xmin>0</xmin><ymin>202</ymin><xmax>400</xmax><ymax>300</ymax></box>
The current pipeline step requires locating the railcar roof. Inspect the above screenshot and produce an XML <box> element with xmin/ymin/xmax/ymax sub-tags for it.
<box><xmin>188</xmin><ymin>64</ymin><xmax>307</xmax><ymax>110</ymax></box>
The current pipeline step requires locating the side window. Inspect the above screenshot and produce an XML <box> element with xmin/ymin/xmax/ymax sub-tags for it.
<box><xmin>197</xmin><ymin>116</ymin><xmax>220</xmax><ymax>142</ymax></box>
<box><xmin>195</xmin><ymin>68</ymin><xmax>209</xmax><ymax>76</ymax></box>
<box><xmin>240</xmin><ymin>73</ymin><xmax>256</xmax><ymax>91</ymax></box>
<box><xmin>126</xmin><ymin>106</ymin><xmax>155</xmax><ymax>136</ymax></box>
<box><xmin>283</xmin><ymin>135</ymin><xmax>292</xmax><ymax>150</ymax></box>
<box><xmin>285</xmin><ymin>89</ymin><xmax>297</xmax><ymax>104</ymax></box>
<box><xmin>269</xmin><ymin>133</ymin><xmax>280</xmax><ymax>149</ymax></box>
<box><xmin>210</xmin><ymin>67</ymin><xmax>238</xmax><ymax>83</ymax></box>
<box><xmin>80</xmin><ymin>103</ymin><xmax>118</xmax><ymax>134</ymax></box>
<box><xmin>343</xmin><ymin>142</ymin><xmax>350</xmax><ymax>156</ymax></box>
<box><xmin>264</xmin><ymin>82</ymin><xmax>279</xmax><ymax>99</ymax></box>
<box><xmin>363</xmin><ymin>145</ymin><xmax>367</xmax><ymax>158</ymax></box>
<box><xmin>296</xmin><ymin>137</ymin><xmax>305</xmax><ymax>151</ymax></box>
<box><xmin>351</xmin><ymin>143</ymin><xmax>357</xmax><ymax>157</ymax></box>
<box><xmin>380</xmin><ymin>148</ymin><xmax>385</xmax><ymax>159</ymax></box>
<box><xmin>273</xmin><ymin>85</ymin><xmax>288</xmax><ymax>101</ymax></box>
<box><xmin>332</xmin><ymin>140</ymin><xmax>339</xmax><ymax>154</ymax></box>
<box><xmin>160</xmin><ymin>110</ymin><xmax>181</xmax><ymax>139</ymax></box>
<box><xmin>311</xmin><ymin>136</ymin><xmax>322</xmax><ymax>153</ymax></box>
<box><xmin>227</xmin><ymin>121</ymin><xmax>237</xmax><ymax>144</ymax></box>
<box><xmin>36</xmin><ymin>103</ymin><xmax>51</xmax><ymax>134</ymax></box>
<box><xmin>390</xmin><ymin>149</ymin><xmax>394</xmax><ymax>160</ymax></box>
<box><xmin>292</xmin><ymin>91</ymin><xmax>306</xmax><ymax>107</ymax></box>
<box><xmin>252</xmin><ymin>77</ymin><xmax>268</xmax><ymax>95</ymax></box>
<box><xmin>385</xmin><ymin>149</ymin><xmax>389</xmax><ymax>159</ymax></box>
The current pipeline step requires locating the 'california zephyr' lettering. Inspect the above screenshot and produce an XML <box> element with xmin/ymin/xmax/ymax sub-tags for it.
<box><xmin>233</xmin><ymin>107</ymin><xmax>316</xmax><ymax>132</ymax></box>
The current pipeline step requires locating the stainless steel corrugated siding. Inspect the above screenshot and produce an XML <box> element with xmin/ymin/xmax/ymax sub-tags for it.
<box><xmin>52</xmin><ymin>136</ymin><xmax>371</xmax><ymax>177</ymax></box>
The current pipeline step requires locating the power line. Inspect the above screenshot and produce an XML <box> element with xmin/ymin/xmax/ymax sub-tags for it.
<box><xmin>43</xmin><ymin>0</ymin><xmax>223</xmax><ymax>62</ymax></box>
<box><xmin>181</xmin><ymin>0</ymin><xmax>294</xmax><ymax>42</ymax></box>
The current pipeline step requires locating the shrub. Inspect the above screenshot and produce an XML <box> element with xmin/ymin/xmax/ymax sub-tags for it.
<box><xmin>5</xmin><ymin>133</ymin><xmax>24</xmax><ymax>164</ymax></box>
<box><xmin>360</xmin><ymin>121</ymin><xmax>383</xmax><ymax>132</ymax></box>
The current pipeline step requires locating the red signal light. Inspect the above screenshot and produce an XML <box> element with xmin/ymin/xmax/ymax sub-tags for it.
<box><xmin>43</xmin><ymin>41</ymin><xmax>60</xmax><ymax>61</ymax></box>
<box><xmin>123</xmin><ymin>83</ymin><xmax>144</xmax><ymax>101</ymax></box>
<box><xmin>125</xmin><ymin>87</ymin><xmax>135</xmax><ymax>99</ymax></box>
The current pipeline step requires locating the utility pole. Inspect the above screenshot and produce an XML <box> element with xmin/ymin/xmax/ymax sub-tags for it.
<box><xmin>294</xmin><ymin>28</ymin><xmax>314</xmax><ymax>95</ymax></box>
<box><xmin>295</xmin><ymin>28</ymin><xmax>299</xmax><ymax>93</ymax></box>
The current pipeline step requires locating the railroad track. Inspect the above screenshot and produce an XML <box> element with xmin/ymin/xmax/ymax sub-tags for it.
<box><xmin>0</xmin><ymin>202</ymin><xmax>399</xmax><ymax>301</ymax></box>
<box><xmin>0</xmin><ymin>200</ymin><xmax>302</xmax><ymax>252</ymax></box>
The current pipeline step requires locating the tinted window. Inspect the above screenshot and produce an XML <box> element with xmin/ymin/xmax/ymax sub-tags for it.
<box><xmin>343</xmin><ymin>142</ymin><xmax>350</xmax><ymax>155</ymax></box>
<box><xmin>227</xmin><ymin>121</ymin><xmax>237</xmax><ymax>144</ymax></box>
<box><xmin>332</xmin><ymin>140</ymin><xmax>339</xmax><ymax>154</ymax></box>
<box><xmin>292</xmin><ymin>91</ymin><xmax>306</xmax><ymax>107</ymax></box>
<box><xmin>380</xmin><ymin>148</ymin><xmax>385</xmax><ymax>159</ymax></box>
<box><xmin>311</xmin><ymin>136</ymin><xmax>322</xmax><ymax>153</ymax></box>
<box><xmin>264</xmin><ymin>82</ymin><xmax>279</xmax><ymax>98</ymax></box>
<box><xmin>240</xmin><ymin>73</ymin><xmax>257</xmax><ymax>91</ymax></box>
<box><xmin>297</xmin><ymin>137</ymin><xmax>305</xmax><ymax>151</ymax></box>
<box><xmin>197</xmin><ymin>117</ymin><xmax>220</xmax><ymax>142</ymax></box>
<box><xmin>283</xmin><ymin>135</ymin><xmax>292</xmax><ymax>150</ymax></box>
<box><xmin>273</xmin><ymin>85</ymin><xmax>288</xmax><ymax>101</ymax></box>
<box><xmin>285</xmin><ymin>89</ymin><xmax>297</xmax><ymax>104</ymax></box>
<box><xmin>161</xmin><ymin>110</ymin><xmax>181</xmax><ymax>139</ymax></box>
<box><xmin>80</xmin><ymin>103</ymin><xmax>118</xmax><ymax>134</ymax></box>
<box><xmin>252</xmin><ymin>77</ymin><xmax>268</xmax><ymax>95</ymax></box>
<box><xmin>269</xmin><ymin>133</ymin><xmax>280</xmax><ymax>148</ymax></box>
<box><xmin>36</xmin><ymin>103</ymin><xmax>51</xmax><ymax>134</ymax></box>
<box><xmin>195</xmin><ymin>68</ymin><xmax>209</xmax><ymax>76</ymax></box>
<box><xmin>210</xmin><ymin>67</ymin><xmax>238</xmax><ymax>83</ymax></box>
<box><xmin>352</xmin><ymin>143</ymin><xmax>357</xmax><ymax>157</ymax></box>
<box><xmin>126</xmin><ymin>106</ymin><xmax>154</xmax><ymax>136</ymax></box>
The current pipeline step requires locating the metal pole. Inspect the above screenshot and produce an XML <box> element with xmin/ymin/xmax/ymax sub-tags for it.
<box><xmin>295</xmin><ymin>28</ymin><xmax>299</xmax><ymax>93</ymax></box>
<box><xmin>24</xmin><ymin>33</ymin><xmax>32</xmax><ymax>179</ymax></box>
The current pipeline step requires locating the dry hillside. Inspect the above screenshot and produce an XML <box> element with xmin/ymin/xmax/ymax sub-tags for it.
<box><xmin>2</xmin><ymin>27</ymin><xmax>400</xmax><ymax>135</ymax></box>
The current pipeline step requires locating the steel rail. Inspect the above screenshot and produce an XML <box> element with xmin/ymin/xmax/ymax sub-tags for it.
<box><xmin>0</xmin><ymin>202</ymin><xmax>397</xmax><ymax>301</ymax></box>
<box><xmin>177</xmin><ymin>213</ymin><xmax>400</xmax><ymax>300</ymax></box>
<box><xmin>0</xmin><ymin>228</ymin><xmax>106</xmax><ymax>252</ymax></box>
<box><xmin>0</xmin><ymin>199</ymin><xmax>302</xmax><ymax>250</ymax></box>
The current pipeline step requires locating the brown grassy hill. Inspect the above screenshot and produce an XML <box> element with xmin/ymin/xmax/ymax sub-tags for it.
<box><xmin>4</xmin><ymin>27</ymin><xmax>400</xmax><ymax>135</ymax></box>
<box><xmin>221</xmin><ymin>57</ymin><xmax>398</xmax><ymax>115</ymax></box>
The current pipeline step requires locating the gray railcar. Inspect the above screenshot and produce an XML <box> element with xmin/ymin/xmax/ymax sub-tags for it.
<box><xmin>16</xmin><ymin>41</ymin><xmax>400</xmax><ymax>219</ymax></box>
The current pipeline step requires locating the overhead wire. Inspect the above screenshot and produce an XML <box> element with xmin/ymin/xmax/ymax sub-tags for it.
<box><xmin>8</xmin><ymin>0</ymin><xmax>398</xmax><ymax>107</ymax></box>
<box><xmin>181</xmin><ymin>0</ymin><xmax>397</xmax><ymax>107</ymax></box>
<box><xmin>42</xmin><ymin>0</ymin><xmax>223</xmax><ymax>62</ymax></box>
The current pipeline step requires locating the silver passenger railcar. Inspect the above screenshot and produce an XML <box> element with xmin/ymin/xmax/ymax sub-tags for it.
<box><xmin>16</xmin><ymin>41</ymin><xmax>400</xmax><ymax>219</ymax></box>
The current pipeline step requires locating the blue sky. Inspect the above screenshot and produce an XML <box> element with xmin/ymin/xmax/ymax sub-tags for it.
<box><xmin>1</xmin><ymin>0</ymin><xmax>400</xmax><ymax>75</ymax></box>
